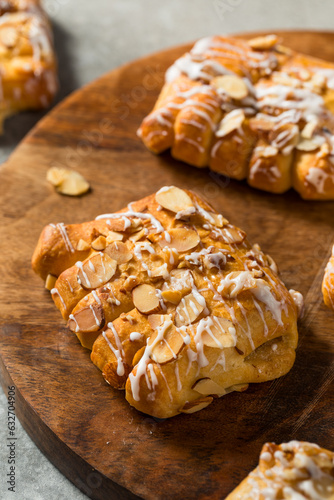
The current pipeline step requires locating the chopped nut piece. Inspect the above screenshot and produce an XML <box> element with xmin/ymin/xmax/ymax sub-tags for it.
<box><xmin>248</xmin><ymin>34</ymin><xmax>279</xmax><ymax>50</ymax></box>
<box><xmin>91</xmin><ymin>235</ymin><xmax>107</xmax><ymax>251</ymax></box>
<box><xmin>45</xmin><ymin>273</ymin><xmax>57</xmax><ymax>291</ymax></box>
<box><xmin>161</xmin><ymin>289</ymin><xmax>183</xmax><ymax>305</ymax></box>
<box><xmin>132</xmin><ymin>284</ymin><xmax>161</xmax><ymax>314</ymax></box>
<box><xmin>159</xmin><ymin>227</ymin><xmax>200</xmax><ymax>253</ymax></box>
<box><xmin>68</xmin><ymin>304</ymin><xmax>104</xmax><ymax>332</ymax></box>
<box><xmin>175</xmin><ymin>292</ymin><xmax>205</xmax><ymax>327</ymax></box>
<box><xmin>301</xmin><ymin>121</ymin><xmax>318</xmax><ymax>139</ymax></box>
<box><xmin>155</xmin><ymin>186</ymin><xmax>194</xmax><ymax>214</ymax></box>
<box><xmin>180</xmin><ymin>397</ymin><xmax>213</xmax><ymax>414</ymax></box>
<box><xmin>211</xmin><ymin>75</ymin><xmax>248</xmax><ymax>100</ymax></box>
<box><xmin>201</xmin><ymin>316</ymin><xmax>236</xmax><ymax>348</ymax></box>
<box><xmin>216</xmin><ymin>109</ymin><xmax>245</xmax><ymax>138</ymax></box>
<box><xmin>106</xmin><ymin>231</ymin><xmax>124</xmax><ymax>243</ymax></box>
<box><xmin>105</xmin><ymin>241</ymin><xmax>133</xmax><ymax>264</ymax></box>
<box><xmin>129</xmin><ymin>228</ymin><xmax>147</xmax><ymax>242</ymax></box>
<box><xmin>46</xmin><ymin>166</ymin><xmax>69</xmax><ymax>187</ymax></box>
<box><xmin>258</xmin><ymin>145</ymin><xmax>278</xmax><ymax>158</ymax></box>
<box><xmin>77</xmin><ymin>253</ymin><xmax>117</xmax><ymax>289</ymax></box>
<box><xmin>121</xmin><ymin>275</ymin><xmax>139</xmax><ymax>292</ymax></box>
<box><xmin>192</xmin><ymin>378</ymin><xmax>226</xmax><ymax>396</ymax></box>
<box><xmin>77</xmin><ymin>239</ymin><xmax>91</xmax><ymax>251</ymax></box>
<box><xmin>149</xmin><ymin>324</ymin><xmax>185</xmax><ymax>364</ymax></box>
<box><xmin>0</xmin><ymin>27</ymin><xmax>18</xmax><ymax>48</ymax></box>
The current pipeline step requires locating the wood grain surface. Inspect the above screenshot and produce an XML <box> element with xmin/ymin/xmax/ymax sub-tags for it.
<box><xmin>0</xmin><ymin>31</ymin><xmax>334</xmax><ymax>500</ymax></box>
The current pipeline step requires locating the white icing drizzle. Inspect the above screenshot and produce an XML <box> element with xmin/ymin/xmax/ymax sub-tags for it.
<box><xmin>103</xmin><ymin>326</ymin><xmax>125</xmax><ymax>377</ymax></box>
<box><xmin>305</xmin><ymin>167</ymin><xmax>334</xmax><ymax>193</ymax></box>
<box><xmin>91</xmin><ymin>290</ymin><xmax>101</xmax><ymax>304</ymax></box>
<box><xmin>68</xmin><ymin>313</ymin><xmax>79</xmax><ymax>332</ymax></box>
<box><xmin>252</xmin><ymin>280</ymin><xmax>284</xmax><ymax>326</ymax></box>
<box><xmin>96</xmin><ymin>209</ymin><xmax>164</xmax><ymax>233</ymax></box>
<box><xmin>52</xmin><ymin>223</ymin><xmax>74</xmax><ymax>253</ymax></box>
<box><xmin>50</xmin><ymin>288</ymin><xmax>66</xmax><ymax>309</ymax></box>
<box><xmin>90</xmin><ymin>305</ymin><xmax>101</xmax><ymax>326</ymax></box>
<box><xmin>130</xmin><ymin>332</ymin><xmax>142</xmax><ymax>342</ymax></box>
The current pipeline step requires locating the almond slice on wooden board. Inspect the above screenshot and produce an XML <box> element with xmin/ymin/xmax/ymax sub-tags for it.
<box><xmin>155</xmin><ymin>186</ymin><xmax>194</xmax><ymax>213</ymax></box>
<box><xmin>175</xmin><ymin>292</ymin><xmax>205</xmax><ymax>327</ymax></box>
<box><xmin>68</xmin><ymin>304</ymin><xmax>104</xmax><ymax>332</ymax></box>
<box><xmin>192</xmin><ymin>378</ymin><xmax>227</xmax><ymax>396</ymax></box>
<box><xmin>248</xmin><ymin>34</ymin><xmax>279</xmax><ymax>50</ymax></box>
<box><xmin>132</xmin><ymin>284</ymin><xmax>161</xmax><ymax>314</ymax></box>
<box><xmin>47</xmin><ymin>167</ymin><xmax>90</xmax><ymax>196</ymax></box>
<box><xmin>45</xmin><ymin>273</ymin><xmax>57</xmax><ymax>291</ymax></box>
<box><xmin>216</xmin><ymin>109</ymin><xmax>245</xmax><ymax>138</ymax></box>
<box><xmin>201</xmin><ymin>317</ymin><xmax>237</xmax><ymax>348</ymax></box>
<box><xmin>211</xmin><ymin>75</ymin><xmax>248</xmax><ymax>100</ymax></box>
<box><xmin>179</xmin><ymin>396</ymin><xmax>213</xmax><ymax>414</ymax></box>
<box><xmin>159</xmin><ymin>227</ymin><xmax>200</xmax><ymax>252</ymax></box>
<box><xmin>149</xmin><ymin>324</ymin><xmax>185</xmax><ymax>364</ymax></box>
<box><xmin>104</xmin><ymin>241</ymin><xmax>133</xmax><ymax>264</ymax></box>
<box><xmin>77</xmin><ymin>253</ymin><xmax>117</xmax><ymax>289</ymax></box>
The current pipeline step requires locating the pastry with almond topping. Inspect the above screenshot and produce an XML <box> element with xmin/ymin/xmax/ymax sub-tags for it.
<box><xmin>32</xmin><ymin>186</ymin><xmax>302</xmax><ymax>418</ymax></box>
<box><xmin>226</xmin><ymin>440</ymin><xmax>334</xmax><ymax>500</ymax></box>
<box><xmin>138</xmin><ymin>34</ymin><xmax>334</xmax><ymax>199</ymax></box>
<box><xmin>322</xmin><ymin>245</ymin><xmax>334</xmax><ymax>310</ymax></box>
<box><xmin>0</xmin><ymin>0</ymin><xmax>57</xmax><ymax>131</ymax></box>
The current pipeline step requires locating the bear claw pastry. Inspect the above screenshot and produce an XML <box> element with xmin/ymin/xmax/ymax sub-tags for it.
<box><xmin>322</xmin><ymin>245</ymin><xmax>334</xmax><ymax>310</ymax></box>
<box><xmin>0</xmin><ymin>0</ymin><xmax>57</xmax><ymax>131</ymax></box>
<box><xmin>138</xmin><ymin>34</ymin><xmax>334</xmax><ymax>199</ymax></box>
<box><xmin>226</xmin><ymin>440</ymin><xmax>334</xmax><ymax>499</ymax></box>
<box><xmin>32</xmin><ymin>187</ymin><xmax>301</xmax><ymax>418</ymax></box>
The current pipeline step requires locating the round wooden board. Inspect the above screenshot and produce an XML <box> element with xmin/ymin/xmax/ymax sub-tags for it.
<box><xmin>1</xmin><ymin>31</ymin><xmax>334</xmax><ymax>500</ymax></box>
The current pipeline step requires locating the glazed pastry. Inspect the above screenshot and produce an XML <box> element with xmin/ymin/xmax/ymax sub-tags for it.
<box><xmin>226</xmin><ymin>440</ymin><xmax>334</xmax><ymax>499</ymax></box>
<box><xmin>322</xmin><ymin>245</ymin><xmax>334</xmax><ymax>310</ymax></box>
<box><xmin>138</xmin><ymin>34</ymin><xmax>334</xmax><ymax>200</ymax></box>
<box><xmin>32</xmin><ymin>186</ymin><xmax>302</xmax><ymax>418</ymax></box>
<box><xmin>0</xmin><ymin>0</ymin><xmax>57</xmax><ymax>131</ymax></box>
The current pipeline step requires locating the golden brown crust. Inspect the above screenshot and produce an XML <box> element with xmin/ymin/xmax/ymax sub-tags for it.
<box><xmin>138</xmin><ymin>34</ymin><xmax>334</xmax><ymax>200</ymax></box>
<box><xmin>32</xmin><ymin>186</ymin><xmax>300</xmax><ymax>418</ymax></box>
<box><xmin>0</xmin><ymin>0</ymin><xmax>57</xmax><ymax>130</ymax></box>
<box><xmin>226</xmin><ymin>440</ymin><xmax>334</xmax><ymax>499</ymax></box>
<box><xmin>322</xmin><ymin>245</ymin><xmax>334</xmax><ymax>310</ymax></box>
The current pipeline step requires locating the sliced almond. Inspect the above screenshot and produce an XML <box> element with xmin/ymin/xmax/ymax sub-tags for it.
<box><xmin>148</xmin><ymin>314</ymin><xmax>166</xmax><ymax>330</ymax></box>
<box><xmin>301</xmin><ymin>120</ymin><xmax>318</xmax><ymax>139</ymax></box>
<box><xmin>159</xmin><ymin>227</ymin><xmax>200</xmax><ymax>253</ymax></box>
<box><xmin>149</xmin><ymin>324</ymin><xmax>185</xmax><ymax>364</ymax></box>
<box><xmin>132</xmin><ymin>346</ymin><xmax>146</xmax><ymax>366</ymax></box>
<box><xmin>201</xmin><ymin>316</ymin><xmax>237</xmax><ymax>348</ymax></box>
<box><xmin>211</xmin><ymin>75</ymin><xmax>248</xmax><ymax>100</ymax></box>
<box><xmin>155</xmin><ymin>186</ymin><xmax>194</xmax><ymax>214</ymax></box>
<box><xmin>106</xmin><ymin>231</ymin><xmax>124</xmax><ymax>243</ymax></box>
<box><xmin>180</xmin><ymin>397</ymin><xmax>213</xmax><ymax>414</ymax></box>
<box><xmin>77</xmin><ymin>238</ymin><xmax>91</xmax><ymax>251</ymax></box>
<box><xmin>175</xmin><ymin>292</ymin><xmax>205</xmax><ymax>327</ymax></box>
<box><xmin>77</xmin><ymin>253</ymin><xmax>117</xmax><ymax>289</ymax></box>
<box><xmin>192</xmin><ymin>378</ymin><xmax>226</xmax><ymax>396</ymax></box>
<box><xmin>248</xmin><ymin>34</ymin><xmax>279</xmax><ymax>50</ymax></box>
<box><xmin>45</xmin><ymin>273</ymin><xmax>57</xmax><ymax>291</ymax></box>
<box><xmin>216</xmin><ymin>109</ymin><xmax>245</xmax><ymax>138</ymax></box>
<box><xmin>213</xmin><ymin>225</ymin><xmax>246</xmax><ymax>245</ymax></box>
<box><xmin>105</xmin><ymin>241</ymin><xmax>133</xmax><ymax>264</ymax></box>
<box><xmin>91</xmin><ymin>235</ymin><xmax>107</xmax><ymax>251</ymax></box>
<box><xmin>296</xmin><ymin>138</ymin><xmax>322</xmax><ymax>151</ymax></box>
<box><xmin>228</xmin><ymin>383</ymin><xmax>249</xmax><ymax>392</ymax></box>
<box><xmin>121</xmin><ymin>275</ymin><xmax>139</xmax><ymax>292</ymax></box>
<box><xmin>103</xmin><ymin>361</ymin><xmax>130</xmax><ymax>389</ymax></box>
<box><xmin>129</xmin><ymin>228</ymin><xmax>147</xmax><ymax>243</ymax></box>
<box><xmin>49</xmin><ymin>168</ymin><xmax>90</xmax><ymax>196</ymax></box>
<box><xmin>132</xmin><ymin>284</ymin><xmax>161</xmax><ymax>314</ymax></box>
<box><xmin>258</xmin><ymin>145</ymin><xmax>278</xmax><ymax>158</ymax></box>
<box><xmin>46</xmin><ymin>166</ymin><xmax>69</xmax><ymax>187</ymax></box>
<box><xmin>165</xmin><ymin>269</ymin><xmax>194</xmax><ymax>296</ymax></box>
<box><xmin>0</xmin><ymin>27</ymin><xmax>18</xmax><ymax>48</ymax></box>
<box><xmin>68</xmin><ymin>305</ymin><xmax>104</xmax><ymax>332</ymax></box>
<box><xmin>161</xmin><ymin>289</ymin><xmax>183</xmax><ymax>305</ymax></box>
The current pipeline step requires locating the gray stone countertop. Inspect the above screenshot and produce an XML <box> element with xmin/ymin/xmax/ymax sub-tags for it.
<box><xmin>0</xmin><ymin>0</ymin><xmax>333</xmax><ymax>498</ymax></box>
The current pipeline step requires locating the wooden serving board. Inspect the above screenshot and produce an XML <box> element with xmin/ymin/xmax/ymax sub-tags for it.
<box><xmin>1</xmin><ymin>31</ymin><xmax>334</xmax><ymax>500</ymax></box>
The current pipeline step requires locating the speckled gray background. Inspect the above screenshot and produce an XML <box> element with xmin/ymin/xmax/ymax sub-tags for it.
<box><xmin>0</xmin><ymin>0</ymin><xmax>334</xmax><ymax>498</ymax></box>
